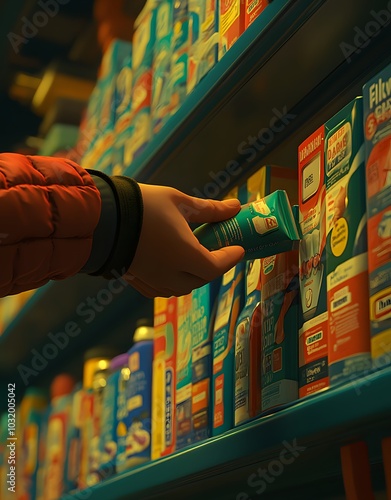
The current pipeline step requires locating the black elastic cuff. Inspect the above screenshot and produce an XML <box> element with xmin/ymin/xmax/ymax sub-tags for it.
<box><xmin>81</xmin><ymin>172</ymin><xmax>118</xmax><ymax>274</ymax></box>
<box><xmin>89</xmin><ymin>174</ymin><xmax>143</xmax><ymax>280</ymax></box>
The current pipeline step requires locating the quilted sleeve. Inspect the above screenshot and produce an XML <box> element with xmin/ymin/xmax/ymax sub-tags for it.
<box><xmin>0</xmin><ymin>153</ymin><xmax>101</xmax><ymax>297</ymax></box>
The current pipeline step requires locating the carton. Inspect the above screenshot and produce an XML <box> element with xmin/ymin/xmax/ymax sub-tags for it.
<box><xmin>151</xmin><ymin>297</ymin><xmax>177</xmax><ymax>459</ymax></box>
<box><xmin>191</xmin><ymin>280</ymin><xmax>220</xmax><ymax>441</ymax></box>
<box><xmin>175</xmin><ymin>293</ymin><xmax>193</xmax><ymax>449</ymax></box>
<box><xmin>247</xmin><ymin>164</ymin><xmax>298</xmax><ymax>204</ymax></box>
<box><xmin>188</xmin><ymin>0</ymin><xmax>219</xmax><ymax>94</ymax></box>
<box><xmin>171</xmin><ymin>0</ymin><xmax>190</xmax><ymax>115</ymax></box>
<box><xmin>130</xmin><ymin>0</ymin><xmax>159</xmax><ymax>160</ymax></box>
<box><xmin>112</xmin><ymin>54</ymin><xmax>133</xmax><ymax>175</ymax></box>
<box><xmin>363</xmin><ymin>63</ymin><xmax>391</xmax><ymax>367</ymax></box>
<box><xmin>212</xmin><ymin>262</ymin><xmax>245</xmax><ymax>435</ymax></box>
<box><xmin>219</xmin><ymin>0</ymin><xmax>241</xmax><ymax>60</ymax></box>
<box><xmin>152</xmin><ymin>1</ymin><xmax>174</xmax><ymax>134</ymax></box>
<box><xmin>234</xmin><ymin>259</ymin><xmax>261</xmax><ymax>425</ymax></box>
<box><xmin>325</xmin><ymin>97</ymin><xmax>371</xmax><ymax>386</ymax></box>
<box><xmin>298</xmin><ymin>126</ymin><xmax>329</xmax><ymax>397</ymax></box>
<box><xmin>240</xmin><ymin>0</ymin><xmax>268</xmax><ymax>31</ymax></box>
<box><xmin>260</xmin><ymin>250</ymin><xmax>299</xmax><ymax>412</ymax></box>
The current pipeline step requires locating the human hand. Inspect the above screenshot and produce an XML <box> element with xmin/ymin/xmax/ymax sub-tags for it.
<box><xmin>124</xmin><ymin>184</ymin><xmax>245</xmax><ymax>298</ymax></box>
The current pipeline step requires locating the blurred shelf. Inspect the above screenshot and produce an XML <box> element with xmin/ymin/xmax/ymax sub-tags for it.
<box><xmin>126</xmin><ymin>0</ymin><xmax>391</xmax><ymax>196</ymax></box>
<box><xmin>0</xmin><ymin>274</ymin><xmax>153</xmax><ymax>410</ymax></box>
<box><xmin>64</xmin><ymin>366</ymin><xmax>391</xmax><ymax>500</ymax></box>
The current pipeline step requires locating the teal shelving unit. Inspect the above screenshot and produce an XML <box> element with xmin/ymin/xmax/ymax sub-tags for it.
<box><xmin>2</xmin><ymin>0</ymin><xmax>391</xmax><ymax>497</ymax></box>
<box><xmin>65</xmin><ymin>367</ymin><xmax>391</xmax><ymax>499</ymax></box>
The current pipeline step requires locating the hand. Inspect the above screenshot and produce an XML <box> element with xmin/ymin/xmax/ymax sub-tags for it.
<box><xmin>124</xmin><ymin>184</ymin><xmax>245</xmax><ymax>298</ymax></box>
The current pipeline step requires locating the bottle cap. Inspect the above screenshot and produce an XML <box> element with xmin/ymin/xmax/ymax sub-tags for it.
<box><xmin>110</xmin><ymin>353</ymin><xmax>129</xmax><ymax>372</ymax></box>
<box><xmin>83</xmin><ymin>346</ymin><xmax>120</xmax><ymax>362</ymax></box>
<box><xmin>133</xmin><ymin>318</ymin><xmax>154</xmax><ymax>342</ymax></box>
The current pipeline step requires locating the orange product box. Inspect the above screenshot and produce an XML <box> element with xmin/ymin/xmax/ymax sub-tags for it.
<box><xmin>298</xmin><ymin>126</ymin><xmax>330</xmax><ymax>398</ymax></box>
<box><xmin>240</xmin><ymin>0</ymin><xmax>268</xmax><ymax>31</ymax></box>
<box><xmin>219</xmin><ymin>0</ymin><xmax>242</xmax><ymax>59</ymax></box>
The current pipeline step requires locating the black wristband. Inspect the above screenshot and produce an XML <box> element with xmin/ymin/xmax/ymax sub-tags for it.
<box><xmin>87</xmin><ymin>171</ymin><xmax>144</xmax><ymax>280</ymax></box>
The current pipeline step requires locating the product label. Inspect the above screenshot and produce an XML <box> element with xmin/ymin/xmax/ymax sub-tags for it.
<box><xmin>261</xmin><ymin>251</ymin><xmax>299</xmax><ymax>411</ymax></box>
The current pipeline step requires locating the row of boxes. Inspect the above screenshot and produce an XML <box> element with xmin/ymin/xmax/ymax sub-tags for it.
<box><xmin>79</xmin><ymin>0</ymin><xmax>270</xmax><ymax>175</ymax></box>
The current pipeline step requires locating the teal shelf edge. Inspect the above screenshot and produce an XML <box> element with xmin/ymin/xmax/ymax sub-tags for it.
<box><xmin>65</xmin><ymin>366</ymin><xmax>391</xmax><ymax>500</ymax></box>
<box><xmin>123</xmin><ymin>0</ymin><xmax>295</xmax><ymax>181</ymax></box>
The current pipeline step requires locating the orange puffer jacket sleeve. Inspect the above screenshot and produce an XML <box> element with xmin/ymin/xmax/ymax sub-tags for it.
<box><xmin>0</xmin><ymin>153</ymin><xmax>101</xmax><ymax>297</ymax></box>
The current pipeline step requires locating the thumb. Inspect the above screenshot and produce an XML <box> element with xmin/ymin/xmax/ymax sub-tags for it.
<box><xmin>206</xmin><ymin>246</ymin><xmax>245</xmax><ymax>276</ymax></box>
<box><xmin>178</xmin><ymin>196</ymin><xmax>241</xmax><ymax>223</ymax></box>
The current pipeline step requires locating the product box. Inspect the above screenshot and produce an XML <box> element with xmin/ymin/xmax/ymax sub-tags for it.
<box><xmin>64</xmin><ymin>385</ymin><xmax>83</xmax><ymax>492</ymax></box>
<box><xmin>151</xmin><ymin>296</ymin><xmax>177</xmax><ymax>460</ymax></box>
<box><xmin>298</xmin><ymin>126</ymin><xmax>329</xmax><ymax>397</ymax></box>
<box><xmin>176</xmin><ymin>293</ymin><xmax>193</xmax><ymax>449</ymax></box>
<box><xmin>171</xmin><ymin>0</ymin><xmax>190</xmax><ymax>115</ymax></box>
<box><xmin>152</xmin><ymin>0</ymin><xmax>174</xmax><ymax>134</ymax></box>
<box><xmin>363</xmin><ymin>63</ymin><xmax>391</xmax><ymax>367</ymax></box>
<box><xmin>234</xmin><ymin>259</ymin><xmax>261</xmax><ymax>426</ymax></box>
<box><xmin>112</xmin><ymin>54</ymin><xmax>133</xmax><ymax>175</ymax></box>
<box><xmin>219</xmin><ymin>0</ymin><xmax>241</xmax><ymax>60</ymax></box>
<box><xmin>260</xmin><ymin>250</ymin><xmax>299</xmax><ymax>412</ymax></box>
<box><xmin>188</xmin><ymin>0</ymin><xmax>219</xmax><ymax>94</ymax></box>
<box><xmin>191</xmin><ymin>280</ymin><xmax>220</xmax><ymax>442</ymax></box>
<box><xmin>98</xmin><ymin>39</ymin><xmax>133</xmax><ymax>131</ymax></box>
<box><xmin>325</xmin><ymin>97</ymin><xmax>371</xmax><ymax>386</ymax></box>
<box><xmin>212</xmin><ymin>262</ymin><xmax>245</xmax><ymax>435</ymax></box>
<box><xmin>240</xmin><ymin>0</ymin><xmax>268</xmax><ymax>31</ymax></box>
<box><xmin>247</xmin><ymin>164</ymin><xmax>298</xmax><ymax>204</ymax></box>
<box><xmin>131</xmin><ymin>0</ymin><xmax>159</xmax><ymax>160</ymax></box>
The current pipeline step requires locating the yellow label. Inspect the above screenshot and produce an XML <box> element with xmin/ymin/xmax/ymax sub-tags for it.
<box><xmin>331</xmin><ymin>217</ymin><xmax>348</xmax><ymax>257</ymax></box>
<box><xmin>151</xmin><ymin>358</ymin><xmax>165</xmax><ymax>460</ymax></box>
<box><xmin>371</xmin><ymin>329</ymin><xmax>391</xmax><ymax>360</ymax></box>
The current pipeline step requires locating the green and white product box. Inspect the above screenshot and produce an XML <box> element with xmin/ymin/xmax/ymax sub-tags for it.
<box><xmin>191</xmin><ymin>279</ymin><xmax>220</xmax><ymax>442</ymax></box>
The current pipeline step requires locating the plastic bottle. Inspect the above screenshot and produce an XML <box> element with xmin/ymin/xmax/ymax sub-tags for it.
<box><xmin>99</xmin><ymin>353</ymin><xmax>130</xmax><ymax>480</ymax></box>
<box><xmin>79</xmin><ymin>346</ymin><xmax>118</xmax><ymax>489</ymax></box>
<box><xmin>117</xmin><ymin>319</ymin><xmax>154</xmax><ymax>472</ymax></box>
<box><xmin>44</xmin><ymin>374</ymin><xmax>75</xmax><ymax>500</ymax></box>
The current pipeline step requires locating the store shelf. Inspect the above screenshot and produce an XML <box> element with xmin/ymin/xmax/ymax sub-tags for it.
<box><xmin>0</xmin><ymin>275</ymin><xmax>153</xmax><ymax>411</ymax></box>
<box><xmin>127</xmin><ymin>0</ymin><xmax>391</xmax><ymax>196</ymax></box>
<box><xmin>65</xmin><ymin>366</ymin><xmax>391</xmax><ymax>500</ymax></box>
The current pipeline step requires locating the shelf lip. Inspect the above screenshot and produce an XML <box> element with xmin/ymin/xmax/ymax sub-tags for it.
<box><xmin>65</xmin><ymin>366</ymin><xmax>391</xmax><ymax>500</ymax></box>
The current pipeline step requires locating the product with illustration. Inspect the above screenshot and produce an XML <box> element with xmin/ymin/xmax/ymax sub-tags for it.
<box><xmin>363</xmin><ymin>62</ymin><xmax>391</xmax><ymax>366</ymax></box>
<box><xmin>298</xmin><ymin>126</ymin><xmax>329</xmax><ymax>398</ymax></box>
<box><xmin>325</xmin><ymin>97</ymin><xmax>371</xmax><ymax>386</ymax></box>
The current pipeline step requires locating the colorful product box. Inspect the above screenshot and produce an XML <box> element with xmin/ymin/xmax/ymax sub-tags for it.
<box><xmin>298</xmin><ymin>126</ymin><xmax>329</xmax><ymax>398</ymax></box>
<box><xmin>188</xmin><ymin>0</ymin><xmax>219</xmax><ymax>93</ymax></box>
<box><xmin>130</xmin><ymin>0</ymin><xmax>159</xmax><ymax>161</ymax></box>
<box><xmin>260</xmin><ymin>249</ymin><xmax>299</xmax><ymax>412</ymax></box>
<box><xmin>171</xmin><ymin>0</ymin><xmax>191</xmax><ymax>115</ymax></box>
<box><xmin>240</xmin><ymin>0</ymin><xmax>268</xmax><ymax>31</ymax></box>
<box><xmin>219</xmin><ymin>0</ymin><xmax>241</xmax><ymax>60</ymax></box>
<box><xmin>151</xmin><ymin>296</ymin><xmax>177</xmax><ymax>460</ymax></box>
<box><xmin>152</xmin><ymin>0</ymin><xmax>174</xmax><ymax>134</ymax></box>
<box><xmin>234</xmin><ymin>259</ymin><xmax>262</xmax><ymax>426</ymax></box>
<box><xmin>98</xmin><ymin>39</ymin><xmax>133</xmax><ymax>131</ymax></box>
<box><xmin>325</xmin><ymin>97</ymin><xmax>371</xmax><ymax>386</ymax></box>
<box><xmin>176</xmin><ymin>293</ymin><xmax>193</xmax><ymax>449</ymax></box>
<box><xmin>113</xmin><ymin>54</ymin><xmax>133</xmax><ymax>176</ymax></box>
<box><xmin>212</xmin><ymin>262</ymin><xmax>245</xmax><ymax>436</ymax></box>
<box><xmin>363</xmin><ymin>63</ymin><xmax>391</xmax><ymax>367</ymax></box>
<box><xmin>191</xmin><ymin>280</ymin><xmax>220</xmax><ymax>442</ymax></box>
